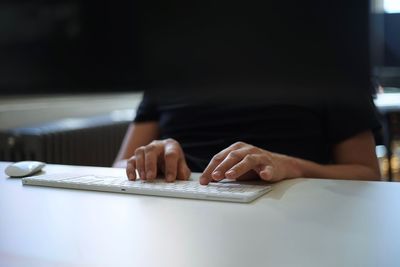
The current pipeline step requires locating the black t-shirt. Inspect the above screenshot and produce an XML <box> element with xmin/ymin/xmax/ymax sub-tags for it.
<box><xmin>134</xmin><ymin>89</ymin><xmax>381</xmax><ymax>172</ymax></box>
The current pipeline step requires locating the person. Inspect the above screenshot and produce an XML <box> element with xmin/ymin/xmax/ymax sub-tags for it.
<box><xmin>113</xmin><ymin>88</ymin><xmax>382</xmax><ymax>185</ymax></box>
<box><xmin>113</xmin><ymin>0</ymin><xmax>381</xmax><ymax>184</ymax></box>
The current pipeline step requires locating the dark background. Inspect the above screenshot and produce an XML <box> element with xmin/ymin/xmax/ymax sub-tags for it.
<box><xmin>0</xmin><ymin>0</ymin><xmax>138</xmax><ymax>94</ymax></box>
<box><xmin>0</xmin><ymin>0</ymin><xmax>398</xmax><ymax>95</ymax></box>
<box><xmin>384</xmin><ymin>13</ymin><xmax>400</xmax><ymax>67</ymax></box>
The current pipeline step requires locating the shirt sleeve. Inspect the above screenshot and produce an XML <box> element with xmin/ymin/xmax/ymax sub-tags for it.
<box><xmin>324</xmin><ymin>92</ymin><xmax>382</xmax><ymax>145</ymax></box>
<box><xmin>133</xmin><ymin>90</ymin><xmax>160</xmax><ymax>123</ymax></box>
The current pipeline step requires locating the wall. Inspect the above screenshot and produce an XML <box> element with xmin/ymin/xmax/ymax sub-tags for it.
<box><xmin>0</xmin><ymin>92</ymin><xmax>142</xmax><ymax>130</ymax></box>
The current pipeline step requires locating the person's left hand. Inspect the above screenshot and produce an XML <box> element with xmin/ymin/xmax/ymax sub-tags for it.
<box><xmin>199</xmin><ymin>142</ymin><xmax>301</xmax><ymax>185</ymax></box>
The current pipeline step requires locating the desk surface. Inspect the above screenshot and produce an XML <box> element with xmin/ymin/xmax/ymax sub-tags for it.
<box><xmin>1</xmin><ymin>162</ymin><xmax>400</xmax><ymax>267</ymax></box>
<box><xmin>374</xmin><ymin>93</ymin><xmax>400</xmax><ymax>113</ymax></box>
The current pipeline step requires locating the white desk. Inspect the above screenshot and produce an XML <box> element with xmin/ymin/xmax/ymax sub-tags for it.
<box><xmin>1</xmin><ymin>162</ymin><xmax>400</xmax><ymax>267</ymax></box>
<box><xmin>374</xmin><ymin>93</ymin><xmax>400</xmax><ymax>113</ymax></box>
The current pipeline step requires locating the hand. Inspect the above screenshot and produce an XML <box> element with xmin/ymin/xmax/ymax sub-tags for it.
<box><xmin>199</xmin><ymin>142</ymin><xmax>301</xmax><ymax>185</ymax></box>
<box><xmin>126</xmin><ymin>138</ymin><xmax>191</xmax><ymax>182</ymax></box>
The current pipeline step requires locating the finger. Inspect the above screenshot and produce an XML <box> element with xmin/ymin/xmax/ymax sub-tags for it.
<box><xmin>144</xmin><ymin>143</ymin><xmax>162</xmax><ymax>181</ymax></box>
<box><xmin>163</xmin><ymin>148</ymin><xmax>179</xmax><ymax>182</ymax></box>
<box><xmin>126</xmin><ymin>158</ymin><xmax>137</xmax><ymax>181</ymax></box>
<box><xmin>213</xmin><ymin>148</ymin><xmax>254</xmax><ymax>180</ymax></box>
<box><xmin>200</xmin><ymin>145</ymin><xmax>238</xmax><ymax>185</ymax></box>
<box><xmin>225</xmin><ymin>154</ymin><xmax>266</xmax><ymax>179</ymax></box>
<box><xmin>135</xmin><ymin>147</ymin><xmax>146</xmax><ymax>180</ymax></box>
<box><xmin>200</xmin><ymin>153</ymin><xmax>230</xmax><ymax>185</ymax></box>
<box><xmin>163</xmin><ymin>140</ymin><xmax>184</xmax><ymax>182</ymax></box>
<box><xmin>259</xmin><ymin>165</ymin><xmax>274</xmax><ymax>181</ymax></box>
<box><xmin>177</xmin><ymin>159</ymin><xmax>191</xmax><ymax>181</ymax></box>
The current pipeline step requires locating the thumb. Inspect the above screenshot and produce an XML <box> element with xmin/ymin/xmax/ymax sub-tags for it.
<box><xmin>259</xmin><ymin>165</ymin><xmax>274</xmax><ymax>181</ymax></box>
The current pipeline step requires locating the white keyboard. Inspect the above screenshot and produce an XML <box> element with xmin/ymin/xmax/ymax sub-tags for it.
<box><xmin>22</xmin><ymin>173</ymin><xmax>272</xmax><ymax>203</ymax></box>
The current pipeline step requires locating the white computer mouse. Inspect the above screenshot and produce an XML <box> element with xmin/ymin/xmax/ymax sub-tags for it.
<box><xmin>5</xmin><ymin>161</ymin><xmax>46</xmax><ymax>178</ymax></box>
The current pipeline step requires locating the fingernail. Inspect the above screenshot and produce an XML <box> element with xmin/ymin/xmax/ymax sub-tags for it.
<box><xmin>199</xmin><ymin>176</ymin><xmax>209</xmax><ymax>185</ymax></box>
<box><xmin>146</xmin><ymin>171</ymin><xmax>153</xmax><ymax>179</ymax></box>
<box><xmin>141</xmin><ymin>172</ymin><xmax>146</xmax><ymax>179</ymax></box>
<box><xmin>166</xmin><ymin>174</ymin><xmax>173</xmax><ymax>182</ymax></box>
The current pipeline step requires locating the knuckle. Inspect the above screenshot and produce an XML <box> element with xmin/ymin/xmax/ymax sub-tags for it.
<box><xmin>135</xmin><ymin>147</ymin><xmax>145</xmax><ymax>154</ymax></box>
<box><xmin>212</xmin><ymin>154</ymin><xmax>225</xmax><ymax>163</ymax></box>
<box><xmin>165</xmin><ymin>139</ymin><xmax>180</xmax><ymax>149</ymax></box>
<box><xmin>228</xmin><ymin>151</ymin><xmax>241</xmax><ymax>160</ymax></box>
<box><xmin>165</xmin><ymin>138</ymin><xmax>177</xmax><ymax>145</ymax></box>
<box><xmin>149</xmin><ymin>140</ymin><xmax>160</xmax><ymax>145</ymax></box>
<box><xmin>144</xmin><ymin>144</ymin><xmax>156</xmax><ymax>153</ymax></box>
<box><xmin>244</xmin><ymin>154</ymin><xmax>257</xmax><ymax>164</ymax></box>
<box><xmin>233</xmin><ymin>141</ymin><xmax>245</xmax><ymax>147</ymax></box>
<box><xmin>249</xmin><ymin>147</ymin><xmax>260</xmax><ymax>154</ymax></box>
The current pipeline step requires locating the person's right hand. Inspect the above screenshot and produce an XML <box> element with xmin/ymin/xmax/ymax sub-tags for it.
<box><xmin>126</xmin><ymin>138</ymin><xmax>191</xmax><ymax>182</ymax></box>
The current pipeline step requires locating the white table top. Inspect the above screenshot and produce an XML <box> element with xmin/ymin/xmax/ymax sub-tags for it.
<box><xmin>374</xmin><ymin>93</ymin><xmax>400</xmax><ymax>113</ymax></box>
<box><xmin>1</xmin><ymin>162</ymin><xmax>400</xmax><ymax>267</ymax></box>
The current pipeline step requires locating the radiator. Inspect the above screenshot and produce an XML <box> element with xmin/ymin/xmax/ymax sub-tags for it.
<box><xmin>0</xmin><ymin>110</ymin><xmax>134</xmax><ymax>167</ymax></box>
